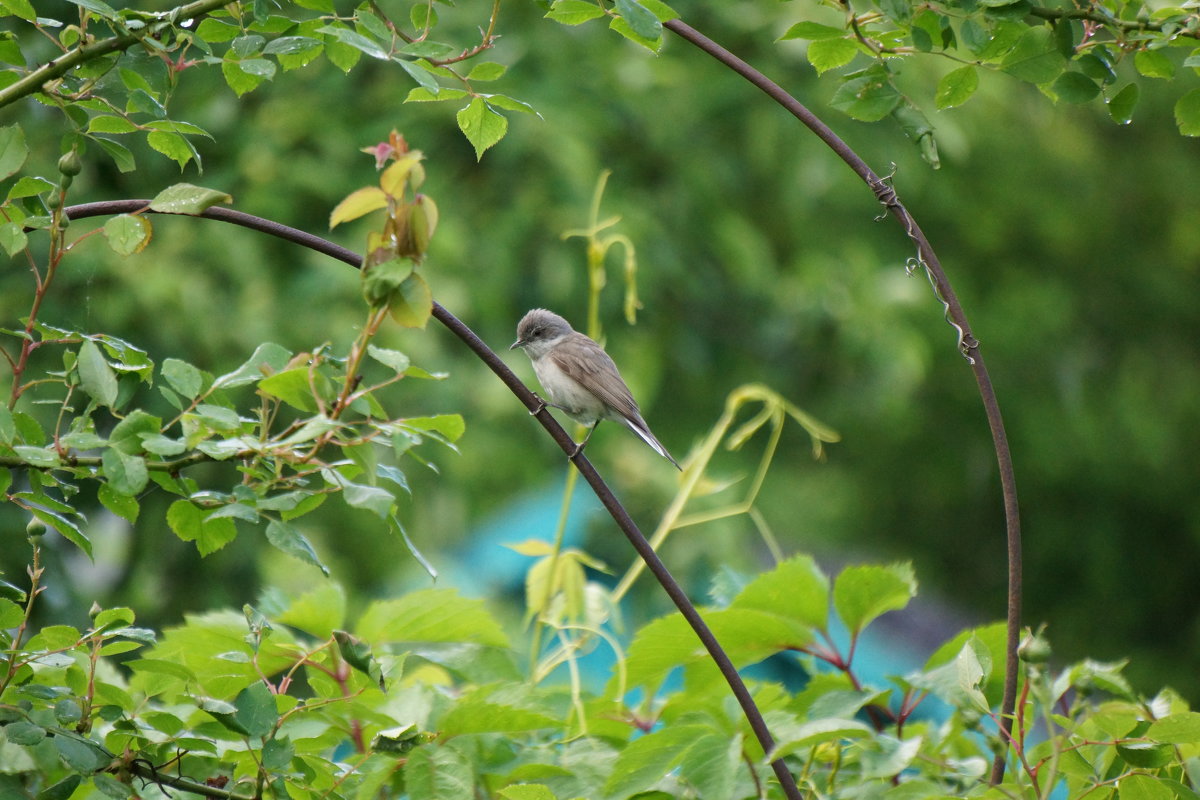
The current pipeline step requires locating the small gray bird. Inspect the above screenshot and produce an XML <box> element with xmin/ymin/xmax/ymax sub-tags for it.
<box><xmin>511</xmin><ymin>308</ymin><xmax>681</xmax><ymax>470</ymax></box>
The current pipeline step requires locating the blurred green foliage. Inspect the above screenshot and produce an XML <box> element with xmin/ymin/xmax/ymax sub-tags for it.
<box><xmin>2</xmin><ymin>0</ymin><xmax>1199</xmax><ymax>700</ymax></box>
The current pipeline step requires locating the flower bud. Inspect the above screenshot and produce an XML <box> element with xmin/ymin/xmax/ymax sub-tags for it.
<box><xmin>58</xmin><ymin>150</ymin><xmax>82</xmax><ymax>177</ymax></box>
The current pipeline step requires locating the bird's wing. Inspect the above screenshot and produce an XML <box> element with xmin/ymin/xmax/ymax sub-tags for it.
<box><xmin>548</xmin><ymin>334</ymin><xmax>641</xmax><ymax>420</ymax></box>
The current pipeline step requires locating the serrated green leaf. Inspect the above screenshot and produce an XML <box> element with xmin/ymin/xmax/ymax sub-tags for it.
<box><xmin>1148</xmin><ymin>712</ymin><xmax>1200</xmax><ymax>743</ymax></box>
<box><xmin>0</xmin><ymin>123</ymin><xmax>28</xmax><ymax>181</ymax></box>
<box><xmin>833</xmin><ymin>562</ymin><xmax>916</xmax><ymax>634</ymax></box>
<box><xmin>278</xmin><ymin>582</ymin><xmax>345</xmax><ymax>638</ymax></box>
<box><xmin>0</xmin><ymin>0</ymin><xmax>35</xmax><ymax>22</ymax></box>
<box><xmin>1001</xmin><ymin>26</ymin><xmax>1063</xmax><ymax>83</ymax></box>
<box><xmin>389</xmin><ymin>272</ymin><xmax>433</xmax><ymax>328</ymax></box>
<box><xmin>406</xmin><ymin>744</ymin><xmax>474</xmax><ymax>799</ymax></box>
<box><xmin>604</xmin><ymin>724</ymin><xmax>708</xmax><ymax>797</ymax></box>
<box><xmin>147</xmin><ymin>130</ymin><xmax>195</xmax><ymax>169</ymax></box>
<box><xmin>93</xmin><ymin>136</ymin><xmax>136</xmax><ymax>173</ymax></box>
<box><xmin>807</xmin><ymin>38</ymin><xmax>859</xmax><ymax>74</ymax></box>
<box><xmin>1107</xmin><ymin>83</ymin><xmax>1139</xmax><ymax>125</ymax></box>
<box><xmin>98</xmin><ymin>482</ymin><xmax>140</xmax><ymax>523</ymax></box>
<box><xmin>102</xmin><ymin>448</ymin><xmax>148</xmax><ymax>496</ymax></box>
<box><xmin>265</xmin><ymin>519</ymin><xmax>329</xmax><ymax>575</ymax></box>
<box><xmin>149</xmin><ymin>183</ymin><xmax>232</xmax><ymax>215</ymax></box>
<box><xmin>162</xmin><ymin>358</ymin><xmax>203</xmax><ymax>399</ymax></box>
<box><xmin>109</xmin><ymin>409</ymin><xmax>162</xmax><ymax>454</ymax></box>
<box><xmin>1052</xmin><ymin>71</ymin><xmax>1099</xmax><ymax>103</ymax></box>
<box><xmin>258</xmin><ymin>367</ymin><xmax>319</xmax><ymax>412</ymax></box>
<box><xmin>7</xmin><ymin>175</ymin><xmax>54</xmax><ymax>199</ymax></box>
<box><xmin>1175</xmin><ymin>87</ymin><xmax>1200</xmax><ymax>136</ymax></box>
<box><xmin>830</xmin><ymin>70</ymin><xmax>901</xmax><ymax>121</ymax></box>
<box><xmin>103</xmin><ymin>214</ymin><xmax>152</xmax><ymax>256</ymax></box>
<box><xmin>357</xmin><ymin>588</ymin><xmax>510</xmax><ymax>648</ymax></box>
<box><xmin>456</xmin><ymin>97</ymin><xmax>508</xmax><ymax>160</ymax></box>
<box><xmin>78</xmin><ymin>339</ymin><xmax>119</xmax><ymax>407</ymax></box>
<box><xmin>936</xmin><ymin>65</ymin><xmax>979</xmax><ymax>109</ymax></box>
<box><xmin>88</xmin><ymin>115</ymin><xmax>138</xmax><ymax>134</ymax></box>
<box><xmin>1134</xmin><ymin>48</ymin><xmax>1174</xmax><ymax>79</ymax></box>
<box><xmin>546</xmin><ymin>0</ymin><xmax>605</xmax><ymax>25</ymax></box>
<box><xmin>614</xmin><ymin>0</ymin><xmax>661</xmax><ymax>39</ymax></box>
<box><xmin>780</xmin><ymin>21</ymin><xmax>846</xmax><ymax>40</ymax></box>
<box><xmin>213</xmin><ymin>343</ymin><xmax>292</xmax><ymax>388</ymax></box>
<box><xmin>0</xmin><ymin>219</ymin><xmax>27</xmax><ymax>256</ymax></box>
<box><xmin>730</xmin><ymin>554</ymin><xmax>829</xmax><ymax>628</ymax></box>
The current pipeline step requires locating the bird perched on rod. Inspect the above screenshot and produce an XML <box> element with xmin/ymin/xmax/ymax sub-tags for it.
<box><xmin>511</xmin><ymin>308</ymin><xmax>681</xmax><ymax>470</ymax></box>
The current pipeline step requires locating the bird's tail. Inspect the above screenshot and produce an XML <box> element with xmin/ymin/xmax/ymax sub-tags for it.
<box><xmin>624</xmin><ymin>415</ymin><xmax>682</xmax><ymax>470</ymax></box>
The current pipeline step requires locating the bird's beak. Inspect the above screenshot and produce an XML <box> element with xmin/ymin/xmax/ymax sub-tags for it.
<box><xmin>509</xmin><ymin>339</ymin><xmax>522</xmax><ymax>350</ymax></box>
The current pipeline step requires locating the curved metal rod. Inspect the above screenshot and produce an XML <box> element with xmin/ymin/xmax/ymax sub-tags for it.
<box><xmin>664</xmin><ymin>18</ymin><xmax>1022</xmax><ymax>782</ymax></box>
<box><xmin>63</xmin><ymin>200</ymin><xmax>806</xmax><ymax>800</ymax></box>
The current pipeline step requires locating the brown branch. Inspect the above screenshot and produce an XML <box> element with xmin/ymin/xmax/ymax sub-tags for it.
<box><xmin>1028</xmin><ymin>6</ymin><xmax>1200</xmax><ymax>39</ymax></box>
<box><xmin>661</xmin><ymin>17</ymin><xmax>1022</xmax><ymax>784</ymax></box>
<box><xmin>62</xmin><ymin>200</ymin><xmax>805</xmax><ymax>800</ymax></box>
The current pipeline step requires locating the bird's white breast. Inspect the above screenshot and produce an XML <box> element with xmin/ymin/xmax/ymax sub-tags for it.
<box><xmin>531</xmin><ymin>352</ymin><xmax>606</xmax><ymax>425</ymax></box>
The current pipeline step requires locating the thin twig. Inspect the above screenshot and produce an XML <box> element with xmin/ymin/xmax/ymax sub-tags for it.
<box><xmin>63</xmin><ymin>200</ymin><xmax>805</xmax><ymax>800</ymax></box>
<box><xmin>0</xmin><ymin>0</ymin><xmax>234</xmax><ymax>111</ymax></box>
<box><xmin>661</xmin><ymin>17</ymin><xmax>1022</xmax><ymax>784</ymax></box>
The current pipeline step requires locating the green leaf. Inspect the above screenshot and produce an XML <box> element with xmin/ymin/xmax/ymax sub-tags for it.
<box><xmin>87</xmin><ymin>115</ymin><xmax>138</xmax><ymax>134</ymax></box>
<box><xmin>1148</xmin><ymin>712</ymin><xmax>1200</xmax><ymax>743</ymax></box>
<box><xmin>92</xmin><ymin>774</ymin><xmax>132</xmax><ymax>799</ymax></box>
<box><xmin>615</xmin><ymin>0</ymin><xmax>661</xmax><ymax>39</ymax></box>
<box><xmin>357</xmin><ymin>588</ymin><xmax>510</xmax><ymax>648</ymax></box>
<box><xmin>66</xmin><ymin>0</ymin><xmax>118</xmax><ymax>20</ymax></box>
<box><xmin>316</xmin><ymin>24</ymin><xmax>388</xmax><ymax>59</ymax></box>
<box><xmin>109</xmin><ymin>409</ymin><xmax>162</xmax><ymax>454</ymax></box>
<box><xmin>730</xmin><ymin>554</ymin><xmax>829</xmax><ymax>628</ymax></box>
<box><xmin>233</xmin><ymin>681</ymin><xmax>279</xmax><ymax>738</ymax></box>
<box><xmin>167</xmin><ymin>500</ymin><xmax>238</xmax><ymax>556</ymax></box>
<box><xmin>4</xmin><ymin>720</ymin><xmax>46</xmax><ymax>745</ymax></box>
<box><xmin>103</xmin><ymin>214</ymin><xmax>152</xmax><ymax>256</ymax></box>
<box><xmin>0</xmin><ymin>0</ymin><xmax>35</xmax><ymax>22</ymax></box>
<box><xmin>546</xmin><ymin>0</ymin><xmax>605</xmax><ymax>25</ymax></box>
<box><xmin>366</xmin><ymin>345</ymin><xmax>410</xmax><ymax>373</ymax></box>
<box><xmin>99</xmin><ymin>483</ymin><xmax>140</xmax><ymax>523</ymax></box>
<box><xmin>54</xmin><ymin>734</ymin><xmax>108</xmax><ymax>773</ymax></box>
<box><xmin>1134</xmin><ymin>48</ymin><xmax>1174</xmax><ymax>79</ymax></box>
<box><xmin>780</xmin><ymin>21</ymin><xmax>845</xmax><ymax>40</ymax></box>
<box><xmin>213</xmin><ymin>343</ymin><xmax>292</xmax><ymax>388</ymax></box>
<box><xmin>162</xmin><ymin>358</ymin><xmax>204</xmax><ymax>399</ymax></box>
<box><xmin>406</xmin><ymin>744</ymin><xmax>474</xmax><ymax>799</ymax></box>
<box><xmin>1052</xmin><ymin>71</ymin><xmax>1099</xmax><ymax>103</ymax></box>
<box><xmin>680</xmin><ymin>730</ymin><xmax>741</xmax><ymax>800</ymax></box>
<box><xmin>329</xmin><ymin>186</ymin><xmax>387</xmax><ymax>227</ymax></box>
<box><xmin>265</xmin><ymin>519</ymin><xmax>329</xmax><ymax>575</ymax></box>
<box><xmin>1107</xmin><ymin>83</ymin><xmax>1139</xmax><ymax>125</ymax></box>
<box><xmin>258</xmin><ymin>367</ymin><xmax>319</xmax><ymax>412</ymax></box>
<box><xmin>830</xmin><ymin>69</ymin><xmax>901</xmax><ymax>121</ymax></box>
<box><xmin>147</xmin><ymin>131</ymin><xmax>196</xmax><ymax>169</ymax></box>
<box><xmin>278</xmin><ymin>582</ymin><xmax>345</xmax><ymax>638</ymax></box>
<box><xmin>149</xmin><ymin>183</ymin><xmax>233</xmax><ymax>215</ymax></box>
<box><xmin>1000</xmin><ymin>26</ymin><xmax>1063</xmax><ymax>83</ymax></box>
<box><xmin>102</xmin><ymin>448</ymin><xmax>148</xmax><ymax>496</ymax></box>
<box><xmin>833</xmin><ymin>562</ymin><xmax>916</xmax><ymax>634</ymax></box>
<box><xmin>604</xmin><ymin>724</ymin><xmax>708</xmax><ymax>797</ymax></box>
<box><xmin>765</xmin><ymin>714</ymin><xmax>874</xmax><ymax>760</ymax></box>
<box><xmin>7</xmin><ymin>175</ymin><xmax>54</xmax><ymax>199</ymax></box>
<box><xmin>36</xmin><ymin>775</ymin><xmax>81</xmax><ymax>800</ymax></box>
<box><xmin>78</xmin><ymin>339</ymin><xmax>119</xmax><ymax>407</ymax></box>
<box><xmin>0</xmin><ymin>219</ymin><xmax>27</xmax><ymax>256</ymax></box>
<box><xmin>936</xmin><ymin>65</ymin><xmax>979</xmax><ymax>109</ymax></box>
<box><xmin>341</xmin><ymin>481</ymin><xmax>395</xmax><ymax>518</ymax></box>
<box><xmin>389</xmin><ymin>272</ymin><xmax>433</xmax><ymax>328</ymax></box>
<box><xmin>807</xmin><ymin>38</ymin><xmax>859</xmax><ymax>74</ymax></box>
<box><xmin>498</xmin><ymin>785</ymin><xmax>557</xmax><ymax>800</ymax></box>
<box><xmin>93</xmin><ymin>136</ymin><xmax>136</xmax><ymax>172</ymax></box>
<box><xmin>1119</xmin><ymin>774</ymin><xmax>1175</xmax><ymax>800</ymax></box>
<box><xmin>456</xmin><ymin>97</ymin><xmax>508</xmax><ymax>160</ymax></box>
<box><xmin>467</xmin><ymin>61</ymin><xmax>507</xmax><ymax>81</ymax></box>
<box><xmin>401</xmin><ymin>414</ymin><xmax>466</xmax><ymax>443</ymax></box>
<box><xmin>0</xmin><ymin>123</ymin><xmax>28</xmax><ymax>180</ymax></box>
<box><xmin>1175</xmin><ymin>87</ymin><xmax>1200</xmax><ymax>136</ymax></box>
